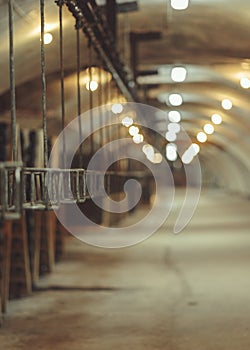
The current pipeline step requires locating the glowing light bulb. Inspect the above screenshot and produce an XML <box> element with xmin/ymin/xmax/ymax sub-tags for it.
<box><xmin>166</xmin><ymin>143</ymin><xmax>178</xmax><ymax>162</ymax></box>
<box><xmin>122</xmin><ymin>116</ymin><xmax>133</xmax><ymax>127</ymax></box>
<box><xmin>182</xmin><ymin>152</ymin><xmax>193</xmax><ymax>164</ymax></box>
<box><xmin>86</xmin><ymin>80</ymin><xmax>99</xmax><ymax>91</ymax></box>
<box><xmin>197</xmin><ymin>131</ymin><xmax>207</xmax><ymax>143</ymax></box>
<box><xmin>189</xmin><ymin>143</ymin><xmax>200</xmax><ymax>156</ymax></box>
<box><xmin>171</xmin><ymin>67</ymin><xmax>187</xmax><ymax>82</ymax></box>
<box><xmin>168</xmin><ymin>111</ymin><xmax>181</xmax><ymax>123</ymax></box>
<box><xmin>165</xmin><ymin>131</ymin><xmax>177</xmax><ymax>142</ymax></box>
<box><xmin>129</xmin><ymin>126</ymin><xmax>139</xmax><ymax>136</ymax></box>
<box><xmin>240</xmin><ymin>77</ymin><xmax>250</xmax><ymax>89</ymax></box>
<box><xmin>44</xmin><ymin>32</ymin><xmax>53</xmax><ymax>45</ymax></box>
<box><xmin>146</xmin><ymin>152</ymin><xmax>155</xmax><ymax>162</ymax></box>
<box><xmin>168</xmin><ymin>123</ymin><xmax>181</xmax><ymax>133</ymax></box>
<box><xmin>171</xmin><ymin>0</ymin><xmax>189</xmax><ymax>10</ymax></box>
<box><xmin>153</xmin><ymin>153</ymin><xmax>163</xmax><ymax>164</ymax></box>
<box><xmin>221</xmin><ymin>99</ymin><xmax>232</xmax><ymax>110</ymax></box>
<box><xmin>168</xmin><ymin>93</ymin><xmax>183</xmax><ymax>106</ymax></box>
<box><xmin>143</xmin><ymin>144</ymin><xmax>153</xmax><ymax>154</ymax></box>
<box><xmin>111</xmin><ymin>103</ymin><xmax>123</xmax><ymax>114</ymax></box>
<box><xmin>203</xmin><ymin>123</ymin><xmax>214</xmax><ymax>135</ymax></box>
<box><xmin>143</xmin><ymin>145</ymin><xmax>154</xmax><ymax>160</ymax></box>
<box><xmin>211</xmin><ymin>113</ymin><xmax>222</xmax><ymax>125</ymax></box>
<box><xmin>133</xmin><ymin>134</ymin><xmax>144</xmax><ymax>144</ymax></box>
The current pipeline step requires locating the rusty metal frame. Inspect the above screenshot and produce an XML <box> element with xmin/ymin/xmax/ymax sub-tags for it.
<box><xmin>0</xmin><ymin>162</ymin><xmax>22</xmax><ymax>221</ymax></box>
<box><xmin>64</xmin><ymin>0</ymin><xmax>137</xmax><ymax>101</ymax></box>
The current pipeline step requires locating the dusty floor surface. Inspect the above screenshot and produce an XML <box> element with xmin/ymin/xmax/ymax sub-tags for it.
<box><xmin>1</xmin><ymin>189</ymin><xmax>250</xmax><ymax>349</ymax></box>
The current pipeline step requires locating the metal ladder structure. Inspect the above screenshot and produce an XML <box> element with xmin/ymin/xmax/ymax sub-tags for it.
<box><xmin>0</xmin><ymin>0</ymin><xmax>152</xmax><ymax>324</ymax></box>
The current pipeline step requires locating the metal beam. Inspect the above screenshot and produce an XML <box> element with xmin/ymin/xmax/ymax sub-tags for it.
<box><xmin>106</xmin><ymin>0</ymin><xmax>117</xmax><ymax>45</ymax></box>
<box><xmin>130</xmin><ymin>30</ymin><xmax>162</xmax><ymax>79</ymax></box>
<box><xmin>65</xmin><ymin>0</ymin><xmax>137</xmax><ymax>101</ymax></box>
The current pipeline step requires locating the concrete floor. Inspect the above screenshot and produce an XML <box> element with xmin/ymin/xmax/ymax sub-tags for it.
<box><xmin>1</xmin><ymin>189</ymin><xmax>250</xmax><ymax>349</ymax></box>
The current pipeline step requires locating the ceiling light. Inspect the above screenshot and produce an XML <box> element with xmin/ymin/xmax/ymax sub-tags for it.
<box><xmin>170</xmin><ymin>0</ymin><xmax>189</xmax><ymax>10</ymax></box>
<box><xmin>111</xmin><ymin>103</ymin><xmax>123</xmax><ymax>114</ymax></box>
<box><xmin>81</xmin><ymin>67</ymin><xmax>112</xmax><ymax>90</ymax></box>
<box><xmin>153</xmin><ymin>153</ymin><xmax>163</xmax><ymax>164</ymax></box>
<box><xmin>168</xmin><ymin>111</ymin><xmax>181</xmax><ymax>123</ymax></box>
<box><xmin>129</xmin><ymin>126</ymin><xmax>139</xmax><ymax>136</ymax></box>
<box><xmin>171</xmin><ymin>67</ymin><xmax>187</xmax><ymax>82</ymax></box>
<box><xmin>203</xmin><ymin>123</ymin><xmax>214</xmax><ymax>135</ymax></box>
<box><xmin>240</xmin><ymin>77</ymin><xmax>250</xmax><ymax>89</ymax></box>
<box><xmin>168</xmin><ymin>122</ymin><xmax>181</xmax><ymax>133</ymax></box>
<box><xmin>143</xmin><ymin>144</ymin><xmax>154</xmax><ymax>159</ymax></box>
<box><xmin>168</xmin><ymin>142</ymin><xmax>177</xmax><ymax>150</ymax></box>
<box><xmin>181</xmin><ymin>142</ymin><xmax>200</xmax><ymax>165</ymax></box>
<box><xmin>196</xmin><ymin>131</ymin><xmax>207</xmax><ymax>143</ymax></box>
<box><xmin>221</xmin><ymin>99</ymin><xmax>232</xmax><ymax>110</ymax></box>
<box><xmin>122</xmin><ymin>116</ymin><xmax>133</xmax><ymax>127</ymax></box>
<box><xmin>181</xmin><ymin>151</ymin><xmax>193</xmax><ymax>165</ymax></box>
<box><xmin>86</xmin><ymin>80</ymin><xmax>99</xmax><ymax>92</ymax></box>
<box><xmin>211</xmin><ymin>113</ymin><xmax>222</xmax><ymax>125</ymax></box>
<box><xmin>168</xmin><ymin>93</ymin><xmax>183</xmax><ymax>106</ymax></box>
<box><xmin>146</xmin><ymin>153</ymin><xmax>154</xmax><ymax>162</ymax></box>
<box><xmin>133</xmin><ymin>134</ymin><xmax>144</xmax><ymax>144</ymax></box>
<box><xmin>44</xmin><ymin>32</ymin><xmax>53</xmax><ymax>45</ymax></box>
<box><xmin>165</xmin><ymin>131</ymin><xmax>177</xmax><ymax>142</ymax></box>
<box><xmin>166</xmin><ymin>143</ymin><xmax>178</xmax><ymax>162</ymax></box>
<box><xmin>189</xmin><ymin>143</ymin><xmax>200</xmax><ymax>156</ymax></box>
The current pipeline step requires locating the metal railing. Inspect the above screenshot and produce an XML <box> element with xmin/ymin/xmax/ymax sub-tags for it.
<box><xmin>22</xmin><ymin>168</ymin><xmax>86</xmax><ymax>210</ymax></box>
<box><xmin>1</xmin><ymin>162</ymin><xmax>149</xmax><ymax>219</ymax></box>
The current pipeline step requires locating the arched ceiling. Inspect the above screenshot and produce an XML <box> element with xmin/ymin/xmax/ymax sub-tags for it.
<box><xmin>0</xmin><ymin>0</ymin><xmax>250</xmax><ymax>193</ymax></box>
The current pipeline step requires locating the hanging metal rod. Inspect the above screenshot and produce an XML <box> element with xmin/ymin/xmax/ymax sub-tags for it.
<box><xmin>8</xmin><ymin>0</ymin><xmax>17</xmax><ymax>162</ymax></box>
<box><xmin>64</xmin><ymin>0</ymin><xmax>137</xmax><ymax>101</ymax></box>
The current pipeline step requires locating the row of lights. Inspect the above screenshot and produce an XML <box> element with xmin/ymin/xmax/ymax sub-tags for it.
<box><xmin>121</xmin><ymin>114</ymin><xmax>145</xmax><ymax>145</ymax></box>
<box><xmin>165</xmin><ymin>67</ymin><xmax>231</xmax><ymax>164</ymax></box>
<box><xmin>165</xmin><ymin>65</ymin><xmax>200</xmax><ymax>164</ymax></box>
<box><xmin>120</xmin><ymin>108</ymin><xmax>197</xmax><ymax>166</ymax></box>
<box><xmin>167</xmin><ymin>96</ymin><xmax>230</xmax><ymax>164</ymax></box>
<box><xmin>121</xmin><ymin>115</ymin><xmax>163</xmax><ymax>164</ymax></box>
<box><xmin>181</xmin><ymin>143</ymin><xmax>200</xmax><ymax>164</ymax></box>
<box><xmin>166</xmin><ymin>77</ymin><xmax>230</xmax><ymax>163</ymax></box>
<box><xmin>166</xmin><ymin>140</ymin><xmax>201</xmax><ymax>164</ymax></box>
<box><xmin>170</xmin><ymin>64</ymin><xmax>250</xmax><ymax>91</ymax></box>
<box><xmin>168</xmin><ymin>67</ymin><xmax>187</xmax><ymax>107</ymax></box>
<box><xmin>166</xmin><ymin>141</ymin><xmax>201</xmax><ymax>164</ymax></box>
<box><xmin>190</xmin><ymin>101</ymin><xmax>227</xmax><ymax>163</ymax></box>
<box><xmin>142</xmin><ymin>145</ymin><xmax>163</xmax><ymax>164</ymax></box>
<box><xmin>165</xmin><ymin>110</ymin><xmax>181</xmax><ymax>161</ymax></box>
<box><xmin>196</xmin><ymin>114</ymin><xmax>222</xmax><ymax>143</ymax></box>
<box><xmin>165</xmin><ymin>67</ymin><xmax>184</xmax><ymax>162</ymax></box>
<box><xmin>165</xmin><ymin>121</ymin><xmax>181</xmax><ymax>142</ymax></box>
<box><xmin>196</xmin><ymin>98</ymin><xmax>229</xmax><ymax>144</ymax></box>
<box><xmin>95</xmin><ymin>60</ymin><xmax>236</xmax><ymax>167</ymax></box>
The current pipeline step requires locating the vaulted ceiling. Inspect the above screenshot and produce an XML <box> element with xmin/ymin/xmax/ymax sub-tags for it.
<box><xmin>1</xmin><ymin>0</ymin><xmax>250</xmax><ymax>194</ymax></box>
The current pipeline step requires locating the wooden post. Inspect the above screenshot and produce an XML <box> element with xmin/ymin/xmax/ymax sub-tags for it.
<box><xmin>26</xmin><ymin>211</ymin><xmax>42</xmax><ymax>286</ymax></box>
<box><xmin>9</xmin><ymin>213</ymin><xmax>32</xmax><ymax>299</ymax></box>
<box><xmin>0</xmin><ymin>221</ymin><xmax>12</xmax><ymax>314</ymax></box>
<box><xmin>39</xmin><ymin>211</ymin><xmax>56</xmax><ymax>275</ymax></box>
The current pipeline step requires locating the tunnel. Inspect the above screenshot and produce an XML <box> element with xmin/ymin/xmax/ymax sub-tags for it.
<box><xmin>0</xmin><ymin>1</ymin><xmax>250</xmax><ymax>349</ymax></box>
